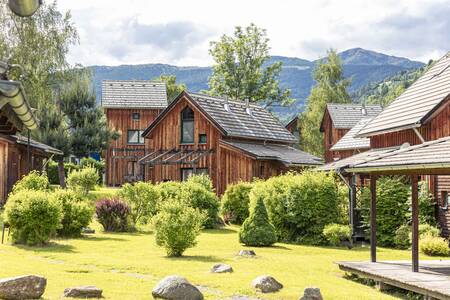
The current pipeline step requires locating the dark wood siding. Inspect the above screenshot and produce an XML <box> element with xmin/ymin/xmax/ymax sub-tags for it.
<box><xmin>322</xmin><ymin>110</ymin><xmax>349</xmax><ymax>163</ymax></box>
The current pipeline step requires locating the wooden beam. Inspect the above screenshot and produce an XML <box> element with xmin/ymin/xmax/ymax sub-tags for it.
<box><xmin>411</xmin><ymin>175</ymin><xmax>419</xmax><ymax>272</ymax></box>
<box><xmin>370</xmin><ymin>175</ymin><xmax>377</xmax><ymax>263</ymax></box>
<box><xmin>174</xmin><ymin>151</ymin><xmax>194</xmax><ymax>163</ymax></box>
<box><xmin>147</xmin><ymin>149</ymin><xmax>174</xmax><ymax>164</ymax></box>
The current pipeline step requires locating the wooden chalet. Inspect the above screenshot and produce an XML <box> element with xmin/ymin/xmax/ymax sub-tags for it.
<box><xmin>102</xmin><ymin>80</ymin><xmax>168</xmax><ymax>186</ymax></box>
<box><xmin>141</xmin><ymin>91</ymin><xmax>322</xmax><ymax>195</ymax></box>
<box><xmin>285</xmin><ymin>116</ymin><xmax>300</xmax><ymax>149</ymax></box>
<box><xmin>0</xmin><ymin>77</ymin><xmax>62</xmax><ymax>204</ymax></box>
<box><xmin>320</xmin><ymin>103</ymin><xmax>382</xmax><ymax>163</ymax></box>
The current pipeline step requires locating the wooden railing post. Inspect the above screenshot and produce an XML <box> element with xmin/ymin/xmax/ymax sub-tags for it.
<box><xmin>370</xmin><ymin>175</ymin><xmax>377</xmax><ymax>263</ymax></box>
<box><xmin>411</xmin><ymin>175</ymin><xmax>419</xmax><ymax>272</ymax></box>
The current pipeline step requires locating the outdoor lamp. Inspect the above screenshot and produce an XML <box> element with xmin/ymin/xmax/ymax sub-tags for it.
<box><xmin>8</xmin><ymin>0</ymin><xmax>42</xmax><ymax>17</ymax></box>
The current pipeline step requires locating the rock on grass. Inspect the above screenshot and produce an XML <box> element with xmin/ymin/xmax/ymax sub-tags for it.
<box><xmin>0</xmin><ymin>275</ymin><xmax>46</xmax><ymax>300</ymax></box>
<box><xmin>152</xmin><ymin>275</ymin><xmax>203</xmax><ymax>300</ymax></box>
<box><xmin>251</xmin><ymin>275</ymin><xmax>283</xmax><ymax>293</ymax></box>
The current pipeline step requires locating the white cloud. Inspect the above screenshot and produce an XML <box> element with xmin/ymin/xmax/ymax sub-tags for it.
<box><xmin>56</xmin><ymin>0</ymin><xmax>450</xmax><ymax>66</ymax></box>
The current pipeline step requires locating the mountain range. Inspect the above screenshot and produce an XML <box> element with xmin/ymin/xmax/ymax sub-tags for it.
<box><xmin>90</xmin><ymin>48</ymin><xmax>425</xmax><ymax>120</ymax></box>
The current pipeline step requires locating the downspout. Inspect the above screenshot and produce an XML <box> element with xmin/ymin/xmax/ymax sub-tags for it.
<box><xmin>27</xmin><ymin>129</ymin><xmax>31</xmax><ymax>172</ymax></box>
<box><xmin>412</xmin><ymin>127</ymin><xmax>425</xmax><ymax>143</ymax></box>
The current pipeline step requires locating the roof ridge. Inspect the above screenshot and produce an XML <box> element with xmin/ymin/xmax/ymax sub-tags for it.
<box><xmin>326</xmin><ymin>103</ymin><xmax>382</xmax><ymax>108</ymax></box>
<box><xmin>102</xmin><ymin>80</ymin><xmax>164</xmax><ymax>83</ymax></box>
<box><xmin>188</xmin><ymin>92</ymin><xmax>264</xmax><ymax>109</ymax></box>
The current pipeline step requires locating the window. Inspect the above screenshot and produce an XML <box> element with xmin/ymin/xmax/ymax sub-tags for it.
<box><xmin>127</xmin><ymin>130</ymin><xmax>144</xmax><ymax>144</ymax></box>
<box><xmin>259</xmin><ymin>164</ymin><xmax>265</xmax><ymax>177</ymax></box>
<box><xmin>441</xmin><ymin>191</ymin><xmax>449</xmax><ymax>210</ymax></box>
<box><xmin>132</xmin><ymin>112</ymin><xmax>140</xmax><ymax>120</ymax></box>
<box><xmin>181</xmin><ymin>168</ymin><xmax>208</xmax><ymax>181</ymax></box>
<box><xmin>181</xmin><ymin>106</ymin><xmax>194</xmax><ymax>144</ymax></box>
<box><xmin>199</xmin><ymin>134</ymin><xmax>207</xmax><ymax>144</ymax></box>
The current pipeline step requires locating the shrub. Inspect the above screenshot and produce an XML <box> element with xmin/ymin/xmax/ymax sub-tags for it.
<box><xmin>179</xmin><ymin>182</ymin><xmax>220</xmax><ymax>228</ymax></box>
<box><xmin>186</xmin><ymin>174</ymin><xmax>213</xmax><ymax>192</ymax></box>
<box><xmin>4</xmin><ymin>190</ymin><xmax>62</xmax><ymax>245</ymax></box>
<box><xmin>419</xmin><ymin>234</ymin><xmax>449</xmax><ymax>256</ymax></box>
<box><xmin>250</xmin><ymin>171</ymin><xmax>340</xmax><ymax>244</ymax></box>
<box><xmin>51</xmin><ymin>189</ymin><xmax>94</xmax><ymax>237</ymax></box>
<box><xmin>153</xmin><ymin>200</ymin><xmax>204</xmax><ymax>257</ymax></box>
<box><xmin>239</xmin><ymin>196</ymin><xmax>277</xmax><ymax>246</ymax></box>
<box><xmin>80</xmin><ymin>157</ymin><xmax>105</xmax><ymax>184</ymax></box>
<box><xmin>417</xmin><ymin>182</ymin><xmax>437</xmax><ymax>226</ymax></box>
<box><xmin>11</xmin><ymin>171</ymin><xmax>49</xmax><ymax>194</ymax></box>
<box><xmin>156</xmin><ymin>181</ymin><xmax>183</xmax><ymax>201</ymax></box>
<box><xmin>118</xmin><ymin>182</ymin><xmax>159</xmax><ymax>225</ymax></box>
<box><xmin>417</xmin><ymin>224</ymin><xmax>440</xmax><ymax>239</ymax></box>
<box><xmin>67</xmin><ymin>166</ymin><xmax>99</xmax><ymax>195</ymax></box>
<box><xmin>361</xmin><ymin>176</ymin><xmax>410</xmax><ymax>247</ymax></box>
<box><xmin>394</xmin><ymin>225</ymin><xmax>411</xmax><ymax>249</ymax></box>
<box><xmin>47</xmin><ymin>160</ymin><xmax>80</xmax><ymax>185</ymax></box>
<box><xmin>323</xmin><ymin>223</ymin><xmax>352</xmax><ymax>246</ymax></box>
<box><xmin>96</xmin><ymin>198</ymin><xmax>130</xmax><ymax>232</ymax></box>
<box><xmin>221</xmin><ymin>182</ymin><xmax>252</xmax><ymax>224</ymax></box>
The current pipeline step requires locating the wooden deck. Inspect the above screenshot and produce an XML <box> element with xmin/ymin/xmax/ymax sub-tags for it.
<box><xmin>337</xmin><ymin>260</ymin><xmax>450</xmax><ymax>300</ymax></box>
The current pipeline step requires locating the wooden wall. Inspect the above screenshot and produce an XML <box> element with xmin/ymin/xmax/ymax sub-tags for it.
<box><xmin>105</xmin><ymin>108</ymin><xmax>162</xmax><ymax>186</ymax></box>
<box><xmin>321</xmin><ymin>110</ymin><xmax>349</xmax><ymax>163</ymax></box>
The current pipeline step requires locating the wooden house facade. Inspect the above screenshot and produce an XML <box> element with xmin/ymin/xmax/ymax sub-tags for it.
<box><xmin>141</xmin><ymin>92</ymin><xmax>322</xmax><ymax>195</ymax></box>
<box><xmin>102</xmin><ymin>80</ymin><xmax>167</xmax><ymax>186</ymax></box>
<box><xmin>320</xmin><ymin>104</ymin><xmax>382</xmax><ymax>163</ymax></box>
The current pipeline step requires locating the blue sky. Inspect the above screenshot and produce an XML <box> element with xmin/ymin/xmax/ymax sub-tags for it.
<box><xmin>58</xmin><ymin>0</ymin><xmax>450</xmax><ymax>66</ymax></box>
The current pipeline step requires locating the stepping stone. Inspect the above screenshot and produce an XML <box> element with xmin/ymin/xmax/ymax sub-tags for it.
<box><xmin>299</xmin><ymin>287</ymin><xmax>323</xmax><ymax>300</ymax></box>
<box><xmin>63</xmin><ymin>286</ymin><xmax>103</xmax><ymax>298</ymax></box>
<box><xmin>238</xmin><ymin>250</ymin><xmax>256</xmax><ymax>257</ymax></box>
<box><xmin>252</xmin><ymin>275</ymin><xmax>283</xmax><ymax>293</ymax></box>
<box><xmin>152</xmin><ymin>275</ymin><xmax>203</xmax><ymax>300</ymax></box>
<box><xmin>0</xmin><ymin>275</ymin><xmax>46</xmax><ymax>300</ymax></box>
<box><xmin>210</xmin><ymin>264</ymin><xmax>233</xmax><ymax>273</ymax></box>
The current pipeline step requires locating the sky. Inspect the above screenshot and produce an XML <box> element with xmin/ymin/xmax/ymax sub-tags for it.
<box><xmin>57</xmin><ymin>0</ymin><xmax>450</xmax><ymax>67</ymax></box>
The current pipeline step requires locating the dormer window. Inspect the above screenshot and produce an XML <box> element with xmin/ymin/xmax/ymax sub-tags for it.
<box><xmin>181</xmin><ymin>106</ymin><xmax>194</xmax><ymax>144</ymax></box>
<box><xmin>132</xmin><ymin>112</ymin><xmax>140</xmax><ymax>120</ymax></box>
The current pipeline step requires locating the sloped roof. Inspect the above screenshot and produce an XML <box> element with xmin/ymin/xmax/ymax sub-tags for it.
<box><xmin>221</xmin><ymin>140</ymin><xmax>322</xmax><ymax>166</ymax></box>
<box><xmin>101</xmin><ymin>80</ymin><xmax>167</xmax><ymax>109</ymax></box>
<box><xmin>347</xmin><ymin>136</ymin><xmax>450</xmax><ymax>172</ymax></box>
<box><xmin>143</xmin><ymin>91</ymin><xmax>297</xmax><ymax>143</ymax></box>
<box><xmin>317</xmin><ymin>147</ymin><xmax>400</xmax><ymax>172</ymax></box>
<box><xmin>323</xmin><ymin>103</ymin><xmax>382</xmax><ymax>130</ymax></box>
<box><xmin>12</xmin><ymin>134</ymin><xmax>63</xmax><ymax>155</ymax></box>
<box><xmin>358</xmin><ymin>52</ymin><xmax>450</xmax><ymax>137</ymax></box>
<box><xmin>330</xmin><ymin>118</ymin><xmax>372</xmax><ymax>151</ymax></box>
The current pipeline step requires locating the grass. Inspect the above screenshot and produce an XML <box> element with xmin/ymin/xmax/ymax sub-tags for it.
<box><xmin>0</xmin><ymin>222</ymin><xmax>446</xmax><ymax>300</ymax></box>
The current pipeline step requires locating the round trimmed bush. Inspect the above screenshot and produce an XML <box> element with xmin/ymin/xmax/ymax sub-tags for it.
<box><xmin>51</xmin><ymin>189</ymin><xmax>94</xmax><ymax>237</ymax></box>
<box><xmin>4</xmin><ymin>190</ymin><xmax>62</xmax><ymax>245</ymax></box>
<box><xmin>11</xmin><ymin>171</ymin><xmax>49</xmax><ymax>194</ymax></box>
<box><xmin>67</xmin><ymin>166</ymin><xmax>99</xmax><ymax>195</ymax></box>
<box><xmin>323</xmin><ymin>223</ymin><xmax>352</xmax><ymax>246</ymax></box>
<box><xmin>420</xmin><ymin>234</ymin><xmax>449</xmax><ymax>256</ymax></box>
<box><xmin>153</xmin><ymin>200</ymin><xmax>204</xmax><ymax>257</ymax></box>
<box><xmin>96</xmin><ymin>198</ymin><xmax>130</xmax><ymax>232</ymax></box>
<box><xmin>119</xmin><ymin>182</ymin><xmax>159</xmax><ymax>226</ymax></box>
<box><xmin>221</xmin><ymin>182</ymin><xmax>252</xmax><ymax>224</ymax></box>
<box><xmin>186</xmin><ymin>174</ymin><xmax>213</xmax><ymax>192</ymax></box>
<box><xmin>394</xmin><ymin>225</ymin><xmax>411</xmax><ymax>249</ymax></box>
<box><xmin>156</xmin><ymin>181</ymin><xmax>183</xmax><ymax>201</ymax></box>
<box><xmin>239</xmin><ymin>196</ymin><xmax>277</xmax><ymax>246</ymax></box>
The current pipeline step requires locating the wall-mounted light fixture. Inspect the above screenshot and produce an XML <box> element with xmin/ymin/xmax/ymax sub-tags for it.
<box><xmin>8</xmin><ymin>0</ymin><xmax>42</xmax><ymax>17</ymax></box>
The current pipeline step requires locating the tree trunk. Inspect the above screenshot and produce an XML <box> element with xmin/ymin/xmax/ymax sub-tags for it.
<box><xmin>58</xmin><ymin>159</ymin><xmax>66</xmax><ymax>188</ymax></box>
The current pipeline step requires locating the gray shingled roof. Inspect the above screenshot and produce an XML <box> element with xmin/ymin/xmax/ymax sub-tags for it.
<box><xmin>325</xmin><ymin>103</ymin><xmax>382</xmax><ymax>129</ymax></box>
<box><xmin>347</xmin><ymin>136</ymin><xmax>450</xmax><ymax>172</ymax></box>
<box><xmin>358</xmin><ymin>52</ymin><xmax>450</xmax><ymax>137</ymax></box>
<box><xmin>13</xmin><ymin>134</ymin><xmax>63</xmax><ymax>155</ymax></box>
<box><xmin>222</xmin><ymin>140</ymin><xmax>322</xmax><ymax>166</ymax></box>
<box><xmin>317</xmin><ymin>147</ymin><xmax>400</xmax><ymax>172</ymax></box>
<box><xmin>101</xmin><ymin>80</ymin><xmax>167</xmax><ymax>108</ymax></box>
<box><xmin>330</xmin><ymin>118</ymin><xmax>372</xmax><ymax>151</ymax></box>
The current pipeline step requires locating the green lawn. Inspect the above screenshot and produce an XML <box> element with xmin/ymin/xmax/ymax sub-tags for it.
<box><xmin>0</xmin><ymin>222</ymin><xmax>445</xmax><ymax>300</ymax></box>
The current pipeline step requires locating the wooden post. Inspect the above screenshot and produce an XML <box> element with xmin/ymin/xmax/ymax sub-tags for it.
<box><xmin>370</xmin><ymin>175</ymin><xmax>377</xmax><ymax>263</ymax></box>
<box><xmin>411</xmin><ymin>175</ymin><xmax>419</xmax><ymax>272</ymax></box>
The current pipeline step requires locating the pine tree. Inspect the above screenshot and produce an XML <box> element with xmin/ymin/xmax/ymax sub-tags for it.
<box><xmin>299</xmin><ymin>49</ymin><xmax>351</xmax><ymax>157</ymax></box>
<box><xmin>239</xmin><ymin>196</ymin><xmax>277</xmax><ymax>246</ymax></box>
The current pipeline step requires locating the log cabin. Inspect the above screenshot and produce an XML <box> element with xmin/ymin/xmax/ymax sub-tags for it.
<box><xmin>335</xmin><ymin>52</ymin><xmax>450</xmax><ymax>237</ymax></box>
<box><xmin>320</xmin><ymin>103</ymin><xmax>382</xmax><ymax>163</ymax></box>
<box><xmin>0</xmin><ymin>77</ymin><xmax>62</xmax><ymax>204</ymax></box>
<box><xmin>141</xmin><ymin>91</ymin><xmax>322</xmax><ymax>195</ymax></box>
<box><xmin>102</xmin><ymin>80</ymin><xmax>168</xmax><ymax>186</ymax></box>
<box><xmin>285</xmin><ymin>116</ymin><xmax>300</xmax><ymax>149</ymax></box>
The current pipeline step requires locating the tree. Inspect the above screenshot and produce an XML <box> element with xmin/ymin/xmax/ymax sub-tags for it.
<box><xmin>299</xmin><ymin>49</ymin><xmax>351</xmax><ymax>157</ymax></box>
<box><xmin>60</xmin><ymin>69</ymin><xmax>118</xmax><ymax>158</ymax></box>
<box><xmin>154</xmin><ymin>74</ymin><xmax>186</xmax><ymax>103</ymax></box>
<box><xmin>208</xmin><ymin>23</ymin><xmax>292</xmax><ymax>108</ymax></box>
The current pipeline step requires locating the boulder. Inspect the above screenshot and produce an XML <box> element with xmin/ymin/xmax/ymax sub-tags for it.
<box><xmin>299</xmin><ymin>287</ymin><xmax>323</xmax><ymax>300</ymax></box>
<box><xmin>152</xmin><ymin>275</ymin><xmax>203</xmax><ymax>300</ymax></box>
<box><xmin>0</xmin><ymin>275</ymin><xmax>46</xmax><ymax>300</ymax></box>
<box><xmin>238</xmin><ymin>250</ymin><xmax>256</xmax><ymax>257</ymax></box>
<box><xmin>210</xmin><ymin>264</ymin><xmax>233</xmax><ymax>273</ymax></box>
<box><xmin>82</xmin><ymin>228</ymin><xmax>95</xmax><ymax>234</ymax></box>
<box><xmin>251</xmin><ymin>275</ymin><xmax>283</xmax><ymax>293</ymax></box>
<box><xmin>63</xmin><ymin>286</ymin><xmax>103</xmax><ymax>298</ymax></box>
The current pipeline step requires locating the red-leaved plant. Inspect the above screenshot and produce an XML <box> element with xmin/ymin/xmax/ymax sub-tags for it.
<box><xmin>95</xmin><ymin>198</ymin><xmax>130</xmax><ymax>232</ymax></box>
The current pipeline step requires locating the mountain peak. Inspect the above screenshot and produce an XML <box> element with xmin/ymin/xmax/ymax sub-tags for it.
<box><xmin>337</xmin><ymin>48</ymin><xmax>424</xmax><ymax>68</ymax></box>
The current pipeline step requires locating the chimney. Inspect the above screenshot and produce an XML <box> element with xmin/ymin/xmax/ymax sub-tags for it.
<box><xmin>223</xmin><ymin>96</ymin><xmax>230</xmax><ymax>112</ymax></box>
<box><xmin>361</xmin><ymin>102</ymin><xmax>367</xmax><ymax>116</ymax></box>
<box><xmin>245</xmin><ymin>98</ymin><xmax>252</xmax><ymax>115</ymax></box>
